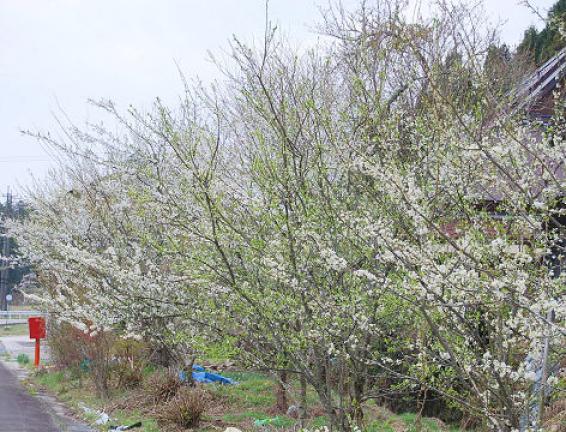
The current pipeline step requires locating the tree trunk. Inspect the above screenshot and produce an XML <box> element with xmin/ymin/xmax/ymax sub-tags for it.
<box><xmin>275</xmin><ymin>370</ymin><xmax>289</xmax><ymax>413</ymax></box>
<box><xmin>299</xmin><ymin>373</ymin><xmax>308</xmax><ymax>427</ymax></box>
<box><xmin>415</xmin><ymin>386</ymin><xmax>428</xmax><ymax>432</ymax></box>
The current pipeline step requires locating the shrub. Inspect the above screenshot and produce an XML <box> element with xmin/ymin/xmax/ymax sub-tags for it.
<box><xmin>46</xmin><ymin>320</ymin><xmax>114</xmax><ymax>398</ymax></box>
<box><xmin>115</xmin><ymin>366</ymin><xmax>144</xmax><ymax>389</ymax></box>
<box><xmin>46</xmin><ymin>321</ymin><xmax>85</xmax><ymax>369</ymax></box>
<box><xmin>86</xmin><ymin>331</ymin><xmax>115</xmax><ymax>399</ymax></box>
<box><xmin>156</xmin><ymin>386</ymin><xmax>207</xmax><ymax>428</ymax></box>
<box><xmin>144</xmin><ymin>371</ymin><xmax>182</xmax><ymax>405</ymax></box>
<box><xmin>112</xmin><ymin>338</ymin><xmax>148</xmax><ymax>389</ymax></box>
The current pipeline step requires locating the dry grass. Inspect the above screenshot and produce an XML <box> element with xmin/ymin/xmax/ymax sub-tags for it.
<box><xmin>144</xmin><ymin>371</ymin><xmax>183</xmax><ymax>405</ymax></box>
<box><xmin>155</xmin><ymin>386</ymin><xmax>208</xmax><ymax>429</ymax></box>
<box><xmin>109</xmin><ymin>371</ymin><xmax>211</xmax><ymax>430</ymax></box>
<box><xmin>110</xmin><ymin>371</ymin><xmax>182</xmax><ymax>412</ymax></box>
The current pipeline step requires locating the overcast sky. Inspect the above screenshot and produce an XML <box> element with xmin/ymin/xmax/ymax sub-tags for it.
<box><xmin>0</xmin><ymin>0</ymin><xmax>556</xmax><ymax>197</ymax></box>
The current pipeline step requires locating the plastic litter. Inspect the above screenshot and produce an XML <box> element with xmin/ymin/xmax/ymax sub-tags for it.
<box><xmin>193</xmin><ymin>371</ymin><xmax>235</xmax><ymax>384</ymax></box>
<box><xmin>95</xmin><ymin>413</ymin><xmax>110</xmax><ymax>425</ymax></box>
<box><xmin>79</xmin><ymin>358</ymin><xmax>91</xmax><ymax>373</ymax></box>
<box><xmin>109</xmin><ymin>421</ymin><xmax>143</xmax><ymax>431</ymax></box>
<box><xmin>79</xmin><ymin>403</ymin><xmax>110</xmax><ymax>425</ymax></box>
<box><xmin>253</xmin><ymin>416</ymin><xmax>287</xmax><ymax>427</ymax></box>
<box><xmin>178</xmin><ymin>364</ymin><xmax>236</xmax><ymax>385</ymax></box>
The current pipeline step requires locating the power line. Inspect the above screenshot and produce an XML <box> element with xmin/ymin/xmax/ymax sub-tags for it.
<box><xmin>0</xmin><ymin>160</ymin><xmax>51</xmax><ymax>163</ymax></box>
<box><xmin>0</xmin><ymin>155</ymin><xmax>52</xmax><ymax>163</ymax></box>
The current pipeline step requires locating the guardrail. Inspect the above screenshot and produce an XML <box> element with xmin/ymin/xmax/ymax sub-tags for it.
<box><xmin>0</xmin><ymin>310</ymin><xmax>43</xmax><ymax>321</ymax></box>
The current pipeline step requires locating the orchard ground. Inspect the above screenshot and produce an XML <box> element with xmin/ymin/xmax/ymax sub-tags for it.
<box><xmin>24</xmin><ymin>361</ymin><xmax>465</xmax><ymax>432</ymax></box>
<box><xmin>0</xmin><ymin>326</ymin><xmax>463</xmax><ymax>432</ymax></box>
<box><xmin>0</xmin><ymin>318</ymin><xmax>468</xmax><ymax>432</ymax></box>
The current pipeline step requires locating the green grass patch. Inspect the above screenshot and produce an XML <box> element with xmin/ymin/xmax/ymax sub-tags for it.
<box><xmin>212</xmin><ymin>371</ymin><xmax>276</xmax><ymax>408</ymax></box>
<box><xmin>36</xmin><ymin>370</ymin><xmax>66</xmax><ymax>392</ymax></box>
<box><xmin>30</xmin><ymin>369</ymin><xmax>158</xmax><ymax>431</ymax></box>
<box><xmin>27</xmin><ymin>367</ymin><xmax>465</xmax><ymax>432</ymax></box>
<box><xmin>17</xmin><ymin>353</ymin><xmax>30</xmax><ymax>365</ymax></box>
<box><xmin>309</xmin><ymin>415</ymin><xmax>329</xmax><ymax>429</ymax></box>
<box><xmin>364</xmin><ymin>412</ymin><xmax>463</xmax><ymax>432</ymax></box>
<box><xmin>0</xmin><ymin>323</ymin><xmax>29</xmax><ymax>336</ymax></box>
<box><xmin>221</xmin><ymin>410</ymin><xmax>270</xmax><ymax>422</ymax></box>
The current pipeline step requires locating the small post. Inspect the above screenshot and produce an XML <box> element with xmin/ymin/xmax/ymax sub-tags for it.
<box><xmin>28</xmin><ymin>316</ymin><xmax>46</xmax><ymax>368</ymax></box>
<box><xmin>4</xmin><ymin>294</ymin><xmax>11</xmax><ymax>326</ymax></box>
<box><xmin>34</xmin><ymin>338</ymin><xmax>40</xmax><ymax>367</ymax></box>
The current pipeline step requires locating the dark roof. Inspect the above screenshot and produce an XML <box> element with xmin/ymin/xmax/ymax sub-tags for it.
<box><xmin>515</xmin><ymin>47</ymin><xmax>566</xmax><ymax>117</ymax></box>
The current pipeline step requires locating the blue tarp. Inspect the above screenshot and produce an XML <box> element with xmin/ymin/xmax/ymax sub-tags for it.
<box><xmin>192</xmin><ymin>371</ymin><xmax>235</xmax><ymax>384</ymax></box>
<box><xmin>178</xmin><ymin>364</ymin><xmax>236</xmax><ymax>385</ymax></box>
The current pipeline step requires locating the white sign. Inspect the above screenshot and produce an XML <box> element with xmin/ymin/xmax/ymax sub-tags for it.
<box><xmin>5</xmin><ymin>294</ymin><xmax>12</xmax><ymax>302</ymax></box>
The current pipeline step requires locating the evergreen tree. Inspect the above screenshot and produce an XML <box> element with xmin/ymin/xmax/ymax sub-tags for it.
<box><xmin>518</xmin><ymin>0</ymin><xmax>566</xmax><ymax>65</ymax></box>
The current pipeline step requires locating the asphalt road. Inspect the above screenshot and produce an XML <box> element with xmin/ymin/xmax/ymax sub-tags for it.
<box><xmin>0</xmin><ymin>360</ymin><xmax>59</xmax><ymax>432</ymax></box>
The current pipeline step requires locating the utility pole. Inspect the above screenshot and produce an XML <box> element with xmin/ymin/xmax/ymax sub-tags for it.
<box><xmin>0</xmin><ymin>189</ymin><xmax>13</xmax><ymax>311</ymax></box>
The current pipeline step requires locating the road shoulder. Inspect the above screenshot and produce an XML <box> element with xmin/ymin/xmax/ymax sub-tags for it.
<box><xmin>0</xmin><ymin>337</ymin><xmax>93</xmax><ymax>432</ymax></box>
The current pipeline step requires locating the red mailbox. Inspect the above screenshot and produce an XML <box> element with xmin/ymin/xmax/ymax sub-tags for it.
<box><xmin>28</xmin><ymin>316</ymin><xmax>46</xmax><ymax>339</ymax></box>
<box><xmin>28</xmin><ymin>316</ymin><xmax>46</xmax><ymax>367</ymax></box>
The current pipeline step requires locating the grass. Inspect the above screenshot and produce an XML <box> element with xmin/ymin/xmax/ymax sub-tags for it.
<box><xmin>26</xmin><ymin>366</ymin><xmax>465</xmax><ymax>432</ymax></box>
<box><xmin>216</xmin><ymin>371</ymin><xmax>276</xmax><ymax>407</ymax></box>
<box><xmin>17</xmin><ymin>353</ymin><xmax>30</xmax><ymax>365</ymax></box>
<box><xmin>29</xmin><ymin>369</ymin><xmax>158</xmax><ymax>432</ymax></box>
<box><xmin>35</xmin><ymin>370</ymin><xmax>67</xmax><ymax>392</ymax></box>
<box><xmin>100</xmin><ymin>410</ymin><xmax>160</xmax><ymax>432</ymax></box>
<box><xmin>9</xmin><ymin>304</ymin><xmax>39</xmax><ymax>311</ymax></box>
<box><xmin>31</xmin><ymin>368</ymin><xmax>305</xmax><ymax>431</ymax></box>
<box><xmin>0</xmin><ymin>323</ymin><xmax>29</xmax><ymax>336</ymax></box>
<box><xmin>204</xmin><ymin>372</ymin><xmax>464</xmax><ymax>432</ymax></box>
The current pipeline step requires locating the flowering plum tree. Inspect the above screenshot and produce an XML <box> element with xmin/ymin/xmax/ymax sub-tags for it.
<box><xmin>10</xmin><ymin>1</ymin><xmax>565</xmax><ymax>430</ymax></box>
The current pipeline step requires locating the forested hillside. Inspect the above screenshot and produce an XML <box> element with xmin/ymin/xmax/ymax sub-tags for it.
<box><xmin>0</xmin><ymin>198</ymin><xmax>31</xmax><ymax>309</ymax></box>
<box><xmin>518</xmin><ymin>0</ymin><xmax>566</xmax><ymax>65</ymax></box>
